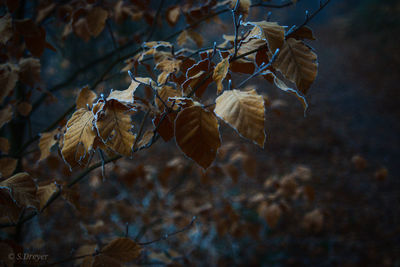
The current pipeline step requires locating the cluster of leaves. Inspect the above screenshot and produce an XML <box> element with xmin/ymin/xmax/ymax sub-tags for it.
<box><xmin>0</xmin><ymin>0</ymin><xmax>332</xmax><ymax>265</ymax></box>
<box><xmin>41</xmin><ymin>3</ymin><xmax>318</xmax><ymax>171</ymax></box>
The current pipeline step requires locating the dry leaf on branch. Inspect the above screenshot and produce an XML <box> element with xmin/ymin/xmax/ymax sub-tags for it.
<box><xmin>76</xmin><ymin>86</ymin><xmax>97</xmax><ymax>109</ymax></box>
<box><xmin>39</xmin><ymin>128</ymin><xmax>60</xmax><ymax>161</ymax></box>
<box><xmin>244</xmin><ymin>21</ymin><xmax>285</xmax><ymax>52</ymax></box>
<box><xmin>0</xmin><ymin>172</ymin><xmax>39</xmax><ymax>209</ymax></box>
<box><xmin>95</xmin><ymin>100</ymin><xmax>135</xmax><ymax>156</ymax></box>
<box><xmin>175</xmin><ymin>105</ymin><xmax>221</xmax><ymax>169</ymax></box>
<box><xmin>274</xmin><ymin>38</ymin><xmax>318</xmax><ymax>94</ymax></box>
<box><xmin>213</xmin><ymin>58</ymin><xmax>230</xmax><ymax>94</ymax></box>
<box><xmin>61</xmin><ymin>108</ymin><xmax>96</xmax><ymax>168</ymax></box>
<box><xmin>214</xmin><ymin>89</ymin><xmax>266</xmax><ymax>147</ymax></box>
<box><xmin>107</xmin><ymin>78</ymin><xmax>149</xmax><ymax>104</ymax></box>
<box><xmin>36</xmin><ymin>182</ymin><xmax>58</xmax><ymax>210</ymax></box>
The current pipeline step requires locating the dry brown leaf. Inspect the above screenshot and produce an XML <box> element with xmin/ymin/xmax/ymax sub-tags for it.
<box><xmin>286</xmin><ymin>25</ymin><xmax>316</xmax><ymax>40</ymax></box>
<box><xmin>213</xmin><ymin>58</ymin><xmax>229</xmax><ymax>94</ymax></box>
<box><xmin>36</xmin><ymin>182</ymin><xmax>58</xmax><ymax>210</ymax></box>
<box><xmin>0</xmin><ymin>63</ymin><xmax>19</xmax><ymax>104</ymax></box>
<box><xmin>0</xmin><ymin>13</ymin><xmax>13</xmax><ymax>45</ymax></box>
<box><xmin>0</xmin><ymin>157</ymin><xmax>17</xmax><ymax>178</ymax></box>
<box><xmin>244</xmin><ymin>21</ymin><xmax>285</xmax><ymax>52</ymax></box>
<box><xmin>76</xmin><ymin>85</ymin><xmax>97</xmax><ymax>109</ymax></box>
<box><xmin>274</xmin><ymin>38</ymin><xmax>318</xmax><ymax>94</ymax></box>
<box><xmin>86</xmin><ymin>7</ymin><xmax>108</xmax><ymax>37</ymax></box>
<box><xmin>95</xmin><ymin>100</ymin><xmax>135</xmax><ymax>156</ymax></box>
<box><xmin>302</xmin><ymin>209</ymin><xmax>324</xmax><ymax>232</ymax></box>
<box><xmin>273</xmin><ymin>76</ymin><xmax>308</xmax><ymax>111</ymax></box>
<box><xmin>0</xmin><ymin>137</ymin><xmax>10</xmax><ymax>153</ymax></box>
<box><xmin>136</xmin><ymin>130</ymin><xmax>154</xmax><ymax>149</ymax></box>
<box><xmin>156</xmin><ymin>58</ymin><xmax>181</xmax><ymax>84</ymax></box>
<box><xmin>153</xmin><ymin>113</ymin><xmax>176</xmax><ymax>142</ymax></box>
<box><xmin>17</xmin><ymin>101</ymin><xmax>32</xmax><ymax>117</ymax></box>
<box><xmin>61</xmin><ymin>108</ymin><xmax>96</xmax><ymax>168</ymax></box>
<box><xmin>0</xmin><ymin>105</ymin><xmax>13</xmax><ymax>129</ymax></box>
<box><xmin>107</xmin><ymin>77</ymin><xmax>149</xmax><ymax>104</ymax></box>
<box><xmin>39</xmin><ymin>128</ymin><xmax>59</xmax><ymax>161</ymax></box>
<box><xmin>175</xmin><ymin>105</ymin><xmax>221</xmax><ymax>169</ymax></box>
<box><xmin>155</xmin><ymin>85</ymin><xmax>182</xmax><ymax>111</ymax></box>
<box><xmin>19</xmin><ymin>57</ymin><xmax>41</xmax><ymax>87</ymax></box>
<box><xmin>166</xmin><ymin>5</ymin><xmax>181</xmax><ymax>27</ymax></box>
<box><xmin>214</xmin><ymin>89</ymin><xmax>266</xmax><ymax>147</ymax></box>
<box><xmin>101</xmin><ymin>237</ymin><xmax>142</xmax><ymax>262</ymax></box>
<box><xmin>0</xmin><ymin>172</ymin><xmax>39</xmax><ymax>209</ymax></box>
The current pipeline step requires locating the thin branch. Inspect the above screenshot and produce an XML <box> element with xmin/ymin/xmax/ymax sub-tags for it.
<box><xmin>237</xmin><ymin>48</ymin><xmax>280</xmax><ymax>88</ymax></box>
<box><xmin>138</xmin><ymin>216</ymin><xmax>197</xmax><ymax>246</ymax></box>
<box><xmin>285</xmin><ymin>0</ymin><xmax>332</xmax><ymax>37</ymax></box>
<box><xmin>146</xmin><ymin>0</ymin><xmax>165</xmax><ymax>42</ymax></box>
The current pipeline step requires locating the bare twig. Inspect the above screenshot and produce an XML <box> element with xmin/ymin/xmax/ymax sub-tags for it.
<box><xmin>138</xmin><ymin>216</ymin><xmax>197</xmax><ymax>246</ymax></box>
<box><xmin>146</xmin><ymin>0</ymin><xmax>165</xmax><ymax>42</ymax></box>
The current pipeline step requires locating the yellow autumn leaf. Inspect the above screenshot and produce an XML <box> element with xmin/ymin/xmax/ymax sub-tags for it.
<box><xmin>175</xmin><ymin>105</ymin><xmax>221</xmax><ymax>169</ymax></box>
<box><xmin>213</xmin><ymin>58</ymin><xmax>229</xmax><ymax>94</ymax></box>
<box><xmin>107</xmin><ymin>77</ymin><xmax>149</xmax><ymax>104</ymax></box>
<box><xmin>39</xmin><ymin>129</ymin><xmax>59</xmax><ymax>161</ymax></box>
<box><xmin>0</xmin><ymin>172</ymin><xmax>39</xmax><ymax>209</ymax></box>
<box><xmin>155</xmin><ymin>58</ymin><xmax>181</xmax><ymax>84</ymax></box>
<box><xmin>76</xmin><ymin>85</ymin><xmax>97</xmax><ymax>109</ymax></box>
<box><xmin>214</xmin><ymin>89</ymin><xmax>266</xmax><ymax>147</ymax></box>
<box><xmin>95</xmin><ymin>100</ymin><xmax>135</xmax><ymax>156</ymax></box>
<box><xmin>61</xmin><ymin>108</ymin><xmax>96</xmax><ymax>168</ymax></box>
<box><xmin>273</xmin><ymin>38</ymin><xmax>318</xmax><ymax>94</ymax></box>
<box><xmin>244</xmin><ymin>21</ymin><xmax>285</xmax><ymax>52</ymax></box>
